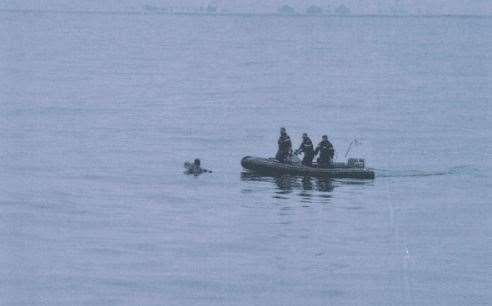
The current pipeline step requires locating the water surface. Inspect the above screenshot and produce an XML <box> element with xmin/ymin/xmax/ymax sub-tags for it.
<box><xmin>1</xmin><ymin>11</ymin><xmax>491</xmax><ymax>305</ymax></box>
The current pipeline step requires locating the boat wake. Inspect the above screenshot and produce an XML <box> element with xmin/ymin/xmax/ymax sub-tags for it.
<box><xmin>375</xmin><ymin>165</ymin><xmax>484</xmax><ymax>178</ymax></box>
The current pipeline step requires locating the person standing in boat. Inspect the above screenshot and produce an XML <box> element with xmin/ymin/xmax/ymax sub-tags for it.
<box><xmin>275</xmin><ymin>127</ymin><xmax>292</xmax><ymax>162</ymax></box>
<box><xmin>294</xmin><ymin>133</ymin><xmax>315</xmax><ymax>166</ymax></box>
<box><xmin>314</xmin><ymin>135</ymin><xmax>335</xmax><ymax>168</ymax></box>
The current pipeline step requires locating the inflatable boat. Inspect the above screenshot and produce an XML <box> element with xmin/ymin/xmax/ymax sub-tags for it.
<box><xmin>241</xmin><ymin>156</ymin><xmax>375</xmax><ymax>179</ymax></box>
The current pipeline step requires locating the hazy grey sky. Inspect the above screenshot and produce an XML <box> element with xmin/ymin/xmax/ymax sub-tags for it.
<box><xmin>2</xmin><ymin>0</ymin><xmax>492</xmax><ymax>15</ymax></box>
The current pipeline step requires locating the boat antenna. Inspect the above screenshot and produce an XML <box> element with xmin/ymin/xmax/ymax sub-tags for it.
<box><xmin>344</xmin><ymin>138</ymin><xmax>361</xmax><ymax>158</ymax></box>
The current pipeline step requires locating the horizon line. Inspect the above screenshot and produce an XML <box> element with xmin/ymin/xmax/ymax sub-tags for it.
<box><xmin>1</xmin><ymin>8</ymin><xmax>491</xmax><ymax>19</ymax></box>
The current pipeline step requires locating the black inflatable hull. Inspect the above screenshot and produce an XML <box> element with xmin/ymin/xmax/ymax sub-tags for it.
<box><xmin>241</xmin><ymin>156</ymin><xmax>375</xmax><ymax>179</ymax></box>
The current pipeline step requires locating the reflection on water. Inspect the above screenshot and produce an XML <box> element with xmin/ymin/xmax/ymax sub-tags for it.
<box><xmin>241</xmin><ymin>172</ymin><xmax>337</xmax><ymax>202</ymax></box>
<box><xmin>241</xmin><ymin>172</ymin><xmax>335</xmax><ymax>191</ymax></box>
<box><xmin>301</xmin><ymin>176</ymin><xmax>313</xmax><ymax>191</ymax></box>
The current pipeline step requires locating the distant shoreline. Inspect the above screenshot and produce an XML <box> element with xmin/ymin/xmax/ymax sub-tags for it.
<box><xmin>0</xmin><ymin>8</ymin><xmax>491</xmax><ymax>19</ymax></box>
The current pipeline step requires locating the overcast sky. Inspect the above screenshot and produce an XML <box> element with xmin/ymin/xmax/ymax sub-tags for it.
<box><xmin>1</xmin><ymin>0</ymin><xmax>491</xmax><ymax>15</ymax></box>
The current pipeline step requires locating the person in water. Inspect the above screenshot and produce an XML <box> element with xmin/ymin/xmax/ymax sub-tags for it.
<box><xmin>275</xmin><ymin>127</ymin><xmax>292</xmax><ymax>163</ymax></box>
<box><xmin>314</xmin><ymin>135</ymin><xmax>335</xmax><ymax>168</ymax></box>
<box><xmin>184</xmin><ymin>158</ymin><xmax>212</xmax><ymax>176</ymax></box>
<box><xmin>294</xmin><ymin>133</ymin><xmax>315</xmax><ymax>166</ymax></box>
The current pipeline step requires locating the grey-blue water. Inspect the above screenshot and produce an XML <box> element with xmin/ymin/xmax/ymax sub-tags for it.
<box><xmin>1</xmin><ymin>11</ymin><xmax>491</xmax><ymax>305</ymax></box>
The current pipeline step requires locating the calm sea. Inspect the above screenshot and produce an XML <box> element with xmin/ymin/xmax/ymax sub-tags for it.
<box><xmin>1</xmin><ymin>11</ymin><xmax>491</xmax><ymax>305</ymax></box>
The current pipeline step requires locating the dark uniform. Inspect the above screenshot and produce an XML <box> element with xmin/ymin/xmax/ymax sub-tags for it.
<box><xmin>314</xmin><ymin>139</ymin><xmax>335</xmax><ymax>168</ymax></box>
<box><xmin>295</xmin><ymin>136</ymin><xmax>315</xmax><ymax>166</ymax></box>
<box><xmin>275</xmin><ymin>133</ymin><xmax>292</xmax><ymax>163</ymax></box>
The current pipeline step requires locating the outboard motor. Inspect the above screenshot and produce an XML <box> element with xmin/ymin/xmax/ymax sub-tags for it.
<box><xmin>348</xmin><ymin>158</ymin><xmax>365</xmax><ymax>169</ymax></box>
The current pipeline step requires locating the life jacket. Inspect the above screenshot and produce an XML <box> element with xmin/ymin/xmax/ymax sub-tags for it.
<box><xmin>302</xmin><ymin>138</ymin><xmax>314</xmax><ymax>153</ymax></box>
<box><xmin>278</xmin><ymin>135</ymin><xmax>292</xmax><ymax>151</ymax></box>
<box><xmin>318</xmin><ymin>140</ymin><xmax>334</xmax><ymax>159</ymax></box>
